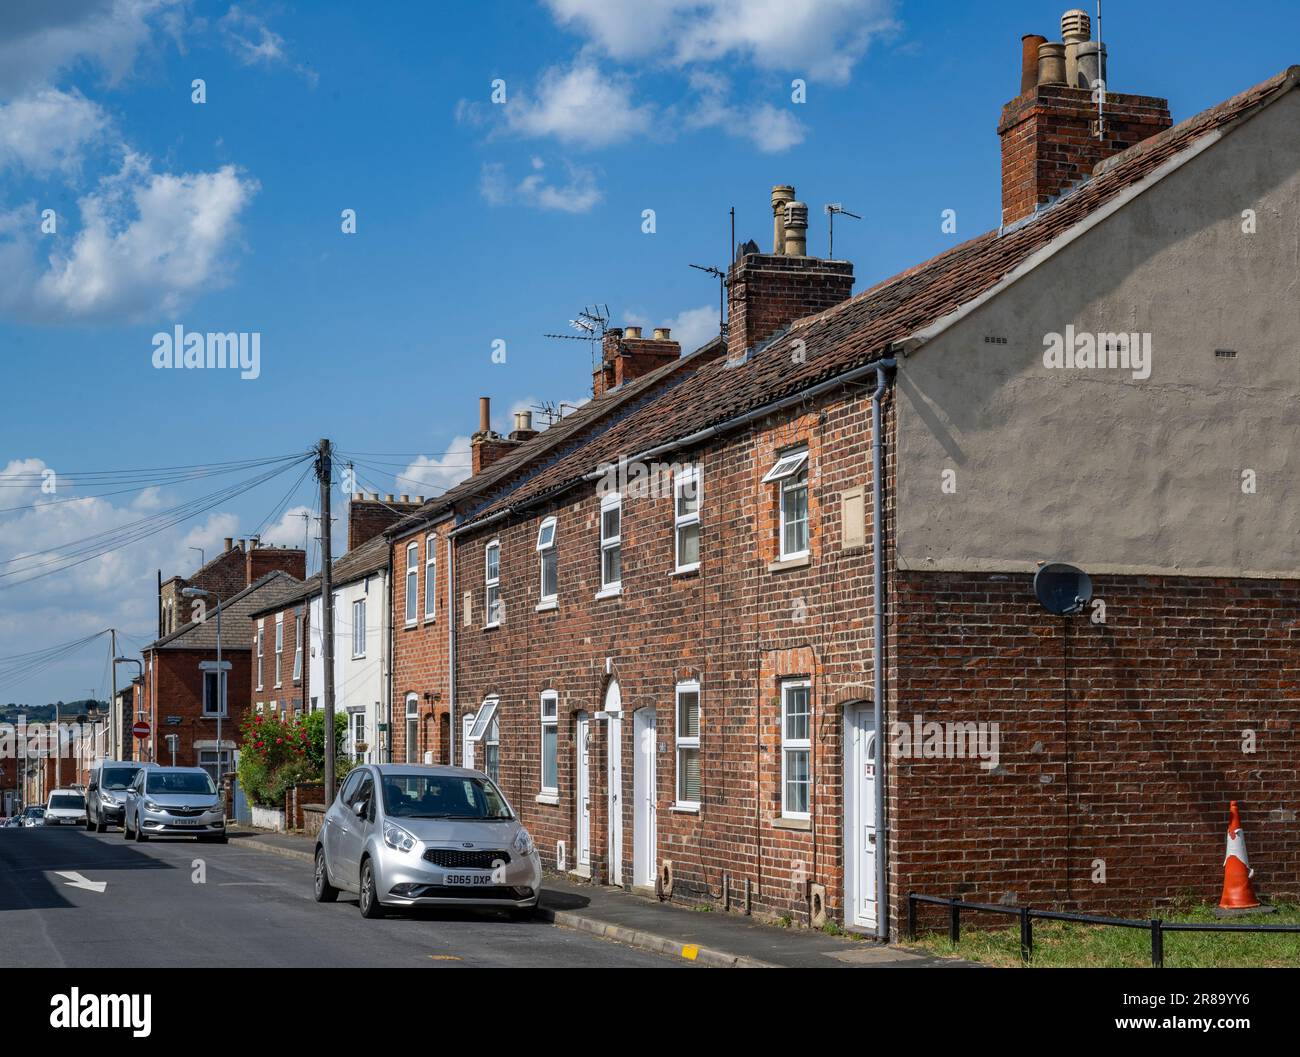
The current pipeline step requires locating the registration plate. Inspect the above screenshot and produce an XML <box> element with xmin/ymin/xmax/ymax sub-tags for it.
<box><xmin>169</xmin><ymin>819</ymin><xmax>201</xmax><ymax>826</ymax></box>
<box><xmin>444</xmin><ymin>872</ymin><xmax>494</xmax><ymax>886</ymax></box>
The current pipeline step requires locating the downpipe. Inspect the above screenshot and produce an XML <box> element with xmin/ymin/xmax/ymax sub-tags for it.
<box><xmin>871</xmin><ymin>359</ymin><xmax>895</xmax><ymax>941</ymax></box>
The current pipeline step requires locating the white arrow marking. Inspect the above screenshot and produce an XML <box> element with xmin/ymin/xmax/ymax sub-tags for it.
<box><xmin>54</xmin><ymin>871</ymin><xmax>107</xmax><ymax>893</ymax></box>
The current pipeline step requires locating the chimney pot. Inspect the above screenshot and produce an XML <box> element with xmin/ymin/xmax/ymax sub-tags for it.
<box><xmin>224</xmin><ymin>537</ymin><xmax>233</xmax><ymax>552</ymax></box>
<box><xmin>653</xmin><ymin>327</ymin><xmax>671</xmax><ymax>340</ymax></box>
<box><xmin>417</xmin><ymin>496</ymin><xmax>425</xmax><ymax>503</ymax></box>
<box><xmin>1077</xmin><ymin>41</ymin><xmax>1106</xmax><ymax>88</ymax></box>
<box><xmin>1037</xmin><ymin>42</ymin><xmax>1067</xmax><ymax>86</ymax></box>
<box><xmin>513</xmin><ymin>410</ymin><xmax>533</xmax><ymax>432</ymax></box>
<box><xmin>770</xmin><ymin>185</ymin><xmax>796</xmax><ymax>253</ymax></box>
<box><xmin>400</xmin><ymin>494</ymin><xmax>409</xmax><ymax>503</ymax></box>
<box><xmin>1021</xmin><ymin>34</ymin><xmax>1048</xmax><ymax>94</ymax></box>
<box><xmin>385</xmin><ymin>494</ymin><xmax>395</xmax><ymax>503</ymax></box>
<box><xmin>783</xmin><ymin>201</ymin><xmax>810</xmax><ymax>256</ymax></box>
<box><xmin>478</xmin><ymin>396</ymin><xmax>490</xmax><ymax>434</ymax></box>
<box><xmin>624</xmin><ymin>326</ymin><xmax>642</xmax><ymax>339</ymax></box>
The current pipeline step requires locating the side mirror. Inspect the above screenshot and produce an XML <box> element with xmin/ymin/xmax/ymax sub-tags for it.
<box><xmin>352</xmin><ymin>799</ymin><xmax>367</xmax><ymax>818</ymax></box>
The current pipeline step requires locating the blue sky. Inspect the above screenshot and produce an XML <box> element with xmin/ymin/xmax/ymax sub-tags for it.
<box><xmin>1</xmin><ymin>0</ymin><xmax>1297</xmax><ymax>705</ymax></box>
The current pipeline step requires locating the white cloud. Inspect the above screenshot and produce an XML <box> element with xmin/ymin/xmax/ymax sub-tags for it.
<box><xmin>401</xmin><ymin>438</ymin><xmax>475</xmax><ymax>496</ymax></box>
<box><xmin>504</xmin><ymin>61</ymin><xmax>655</xmax><ymax>148</ymax></box>
<box><xmin>684</xmin><ymin>72</ymin><xmax>805</xmax><ymax>152</ymax></box>
<box><xmin>0</xmin><ymin>0</ymin><xmax>185</xmax><ymax>97</ymax></box>
<box><xmin>481</xmin><ymin>157</ymin><xmax>603</xmax><ymax>213</ymax></box>
<box><xmin>544</xmin><ymin>0</ymin><xmax>899</xmax><ymax>85</ymax></box>
<box><xmin>0</xmin><ymin>155</ymin><xmax>258</xmax><ymax>323</ymax></box>
<box><xmin>259</xmin><ymin>505</ymin><xmax>313</xmax><ymax>551</ymax></box>
<box><xmin>219</xmin><ymin>4</ymin><xmax>317</xmax><ymax>85</ymax></box>
<box><xmin>0</xmin><ymin>89</ymin><xmax>112</xmax><ymax>176</ymax></box>
<box><xmin>625</xmin><ymin>304</ymin><xmax>720</xmax><ymax>355</ymax></box>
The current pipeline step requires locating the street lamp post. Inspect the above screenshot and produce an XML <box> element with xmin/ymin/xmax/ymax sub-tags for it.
<box><xmin>114</xmin><ymin>658</ymin><xmax>143</xmax><ymax>762</ymax></box>
<box><xmin>182</xmin><ymin>587</ymin><xmax>225</xmax><ymax>788</ymax></box>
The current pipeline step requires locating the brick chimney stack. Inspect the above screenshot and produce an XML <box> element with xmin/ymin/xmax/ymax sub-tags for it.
<box><xmin>592</xmin><ymin>327</ymin><xmax>682</xmax><ymax>397</ymax></box>
<box><xmin>725</xmin><ymin>184</ymin><xmax>855</xmax><ymax>362</ymax></box>
<box><xmin>1000</xmin><ymin>9</ymin><xmax>1172</xmax><ymax>227</ymax></box>
<box><xmin>471</xmin><ymin>396</ymin><xmax>519</xmax><ymax>475</ymax></box>
<box><xmin>348</xmin><ymin>493</ymin><xmax>426</xmax><ymax>550</ymax></box>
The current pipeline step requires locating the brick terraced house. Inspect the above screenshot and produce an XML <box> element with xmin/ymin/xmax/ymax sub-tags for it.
<box><xmin>379</xmin><ymin>37</ymin><xmax>1298</xmax><ymax>938</ymax></box>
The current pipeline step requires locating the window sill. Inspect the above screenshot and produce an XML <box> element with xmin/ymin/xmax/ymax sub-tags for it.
<box><xmin>773</xmin><ymin>816</ymin><xmax>812</xmax><ymax>832</ymax></box>
<box><xmin>670</xmin><ymin>802</ymin><xmax>700</xmax><ymax>815</ymax></box>
<box><xmin>594</xmin><ymin>585</ymin><xmax>623</xmax><ymax>600</ymax></box>
<box><xmin>535</xmin><ymin>792</ymin><xmax>560</xmax><ymax>805</ymax></box>
<box><xmin>767</xmin><ymin>554</ymin><xmax>811</xmax><ymax>573</ymax></box>
<box><xmin>482</xmin><ymin>622</ymin><xmax>501</xmax><ymax>631</ymax></box>
<box><xmin>423</xmin><ymin>616</ymin><xmax>437</xmax><ymax>625</ymax></box>
<box><xmin>403</xmin><ymin>621</ymin><xmax>418</xmax><ymax>630</ymax></box>
<box><xmin>670</xmin><ymin>565</ymin><xmax>699</xmax><ymax>578</ymax></box>
<box><xmin>535</xmin><ymin>599</ymin><xmax>558</xmax><ymax>612</ymax></box>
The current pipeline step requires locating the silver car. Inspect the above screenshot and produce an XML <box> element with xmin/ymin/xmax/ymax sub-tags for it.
<box><xmin>123</xmin><ymin>765</ymin><xmax>227</xmax><ymax>843</ymax></box>
<box><xmin>314</xmin><ymin>764</ymin><xmax>542</xmax><ymax>919</ymax></box>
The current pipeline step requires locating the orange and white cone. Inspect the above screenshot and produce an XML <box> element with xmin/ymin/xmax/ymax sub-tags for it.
<box><xmin>1219</xmin><ymin>800</ymin><xmax>1260</xmax><ymax>910</ymax></box>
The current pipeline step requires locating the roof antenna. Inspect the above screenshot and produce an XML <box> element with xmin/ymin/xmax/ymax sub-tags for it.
<box><xmin>689</xmin><ymin>263</ymin><xmax>727</xmax><ymax>344</ymax></box>
<box><xmin>824</xmin><ymin>203</ymin><xmax>861</xmax><ymax>260</ymax></box>
<box><xmin>544</xmin><ymin>304</ymin><xmax>610</xmax><ymax>375</ymax></box>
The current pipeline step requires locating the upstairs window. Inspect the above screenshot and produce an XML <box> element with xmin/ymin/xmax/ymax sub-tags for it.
<box><xmin>274</xmin><ymin>615</ymin><xmax>284</xmax><ymax>686</ymax></box>
<box><xmin>424</xmin><ymin>534</ymin><xmax>437</xmax><ymax>620</ymax></box>
<box><xmin>763</xmin><ymin>448</ymin><xmax>809</xmax><ymax>560</ymax></box>
<box><xmin>292</xmin><ymin>615</ymin><xmax>303</xmax><ymax>681</ymax></box>
<box><xmin>405</xmin><ymin>542</ymin><xmax>418</xmax><ymax>626</ymax></box>
<box><xmin>484</xmin><ymin>540</ymin><xmax>502</xmax><ymax>626</ymax></box>
<box><xmin>352</xmin><ymin>598</ymin><xmax>366</xmax><ymax>658</ymax></box>
<box><xmin>599</xmin><ymin>493</ymin><xmax>622</xmax><ymax>594</ymax></box>
<box><xmin>537</xmin><ymin>517</ymin><xmax>558</xmax><ymax>605</ymax></box>
<box><xmin>255</xmin><ymin>623</ymin><xmax>265</xmax><ymax>690</ymax></box>
<box><xmin>673</xmin><ymin>466</ymin><xmax>701</xmax><ymax>572</ymax></box>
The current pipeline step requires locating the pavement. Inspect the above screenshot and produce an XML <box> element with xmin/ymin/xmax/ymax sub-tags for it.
<box><xmin>230</xmin><ymin>826</ymin><xmax>970</xmax><ymax>969</ymax></box>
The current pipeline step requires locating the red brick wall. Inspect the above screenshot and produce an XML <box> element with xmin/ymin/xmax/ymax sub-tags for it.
<box><xmin>139</xmin><ymin>647</ymin><xmax>251</xmax><ymax>767</ymax></box>
<box><xmin>245</xmin><ymin>546</ymin><xmax>306</xmax><ymax>586</ymax></box>
<box><xmin>391</xmin><ymin>524</ymin><xmax>451</xmax><ymax>766</ymax></box>
<box><xmin>250</xmin><ymin>604</ymin><xmax>309</xmax><ymax>717</ymax></box>
<box><xmin>348</xmin><ymin>497</ymin><xmax>424</xmax><ymax>551</ymax></box>
<box><xmin>726</xmin><ymin>253</ymin><xmax>854</xmax><ymax>360</ymax></box>
<box><xmin>888</xmin><ymin>571</ymin><xmax>1300</xmax><ymax>931</ymax></box>
<box><xmin>451</xmin><ymin>385</ymin><xmax>884</xmax><ymax>924</ymax></box>
<box><xmin>998</xmin><ymin>85</ymin><xmax>1173</xmax><ymax>226</ymax></box>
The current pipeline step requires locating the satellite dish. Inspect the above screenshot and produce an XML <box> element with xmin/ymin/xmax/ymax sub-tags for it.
<box><xmin>1034</xmin><ymin>562</ymin><xmax>1092</xmax><ymax>615</ymax></box>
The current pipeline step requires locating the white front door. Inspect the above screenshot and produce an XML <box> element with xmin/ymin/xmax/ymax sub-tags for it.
<box><xmin>461</xmin><ymin>713</ymin><xmax>476</xmax><ymax>771</ymax></box>
<box><xmin>633</xmin><ymin>709</ymin><xmax>657</xmax><ymax>888</ymax></box>
<box><xmin>575</xmin><ymin>711</ymin><xmax>590</xmax><ymax>871</ymax></box>
<box><xmin>844</xmin><ymin>705</ymin><xmax>879</xmax><ymax>930</ymax></box>
<box><xmin>605</xmin><ymin>681</ymin><xmax>623</xmax><ymax>886</ymax></box>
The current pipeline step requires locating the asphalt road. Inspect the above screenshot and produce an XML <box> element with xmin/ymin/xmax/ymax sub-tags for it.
<box><xmin>0</xmin><ymin>825</ymin><xmax>687</xmax><ymax>968</ymax></box>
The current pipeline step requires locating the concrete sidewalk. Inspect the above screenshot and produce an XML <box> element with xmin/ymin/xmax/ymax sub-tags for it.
<box><xmin>228</xmin><ymin>827</ymin><xmax>969</xmax><ymax>968</ymax></box>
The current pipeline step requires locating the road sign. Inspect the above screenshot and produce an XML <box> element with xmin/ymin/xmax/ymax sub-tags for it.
<box><xmin>198</xmin><ymin>661</ymin><xmax>232</xmax><ymax>671</ymax></box>
<box><xmin>132</xmin><ymin>721</ymin><xmax>151</xmax><ymax>740</ymax></box>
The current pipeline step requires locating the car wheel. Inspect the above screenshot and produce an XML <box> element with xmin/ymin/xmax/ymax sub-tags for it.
<box><xmin>314</xmin><ymin>847</ymin><xmax>339</xmax><ymax>903</ymax></box>
<box><xmin>85</xmin><ymin>813</ymin><xmax>94</xmax><ymax>831</ymax></box>
<box><xmin>358</xmin><ymin>859</ymin><xmax>384</xmax><ymax>918</ymax></box>
<box><xmin>134</xmin><ymin>818</ymin><xmax>148</xmax><ymax>842</ymax></box>
<box><xmin>94</xmin><ymin>814</ymin><xmax>106</xmax><ymax>834</ymax></box>
<box><xmin>122</xmin><ymin>813</ymin><xmax>132</xmax><ymax>839</ymax></box>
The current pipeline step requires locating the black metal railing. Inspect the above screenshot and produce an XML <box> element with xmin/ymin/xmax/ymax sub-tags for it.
<box><xmin>907</xmin><ymin>892</ymin><xmax>1300</xmax><ymax>968</ymax></box>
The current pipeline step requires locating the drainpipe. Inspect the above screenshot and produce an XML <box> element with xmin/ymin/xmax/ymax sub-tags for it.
<box><xmin>870</xmin><ymin>359</ymin><xmax>896</xmax><ymax>941</ymax></box>
<box><xmin>385</xmin><ymin>539</ymin><xmax>394</xmax><ymax>763</ymax></box>
<box><xmin>447</xmin><ymin>531</ymin><xmax>457</xmax><ymax>766</ymax></box>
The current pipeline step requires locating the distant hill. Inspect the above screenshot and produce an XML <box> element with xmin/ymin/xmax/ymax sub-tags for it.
<box><xmin>0</xmin><ymin>700</ymin><xmax>105</xmax><ymax>723</ymax></box>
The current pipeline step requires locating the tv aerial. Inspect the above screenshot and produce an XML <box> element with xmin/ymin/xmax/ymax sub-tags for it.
<box><xmin>824</xmin><ymin>203</ymin><xmax>861</xmax><ymax>260</ymax></box>
<box><xmin>544</xmin><ymin>304</ymin><xmax>610</xmax><ymax>374</ymax></box>
<box><xmin>1033</xmin><ymin>562</ymin><xmax>1093</xmax><ymax>616</ymax></box>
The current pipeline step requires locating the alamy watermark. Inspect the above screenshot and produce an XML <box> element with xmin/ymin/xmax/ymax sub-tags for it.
<box><xmin>1042</xmin><ymin>326</ymin><xmax>1152</xmax><ymax>381</ymax></box>
<box><xmin>151</xmin><ymin>325</ymin><xmax>261</xmax><ymax>380</ymax></box>
<box><xmin>890</xmin><ymin>713</ymin><xmax>1000</xmax><ymax>771</ymax></box>
<box><xmin>594</xmin><ymin>457</ymin><xmax>694</xmax><ymax>501</ymax></box>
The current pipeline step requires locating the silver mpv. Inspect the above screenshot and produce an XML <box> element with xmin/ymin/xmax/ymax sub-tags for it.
<box><xmin>123</xmin><ymin>765</ymin><xmax>227</xmax><ymax>842</ymax></box>
<box><xmin>314</xmin><ymin>764</ymin><xmax>542</xmax><ymax>919</ymax></box>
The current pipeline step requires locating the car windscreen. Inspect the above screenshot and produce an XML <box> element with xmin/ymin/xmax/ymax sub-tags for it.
<box><xmin>49</xmin><ymin>794</ymin><xmax>85</xmax><ymax>810</ymax></box>
<box><xmin>100</xmin><ymin>767</ymin><xmax>139</xmax><ymax>790</ymax></box>
<box><xmin>146</xmin><ymin>772</ymin><xmax>216</xmax><ymax>796</ymax></box>
<box><xmin>24</xmin><ymin>808</ymin><xmax>44</xmax><ymax>817</ymax></box>
<box><xmin>379</xmin><ymin>774</ymin><xmax>513</xmax><ymax>820</ymax></box>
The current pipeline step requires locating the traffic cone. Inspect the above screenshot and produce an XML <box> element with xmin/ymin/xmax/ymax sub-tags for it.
<box><xmin>1218</xmin><ymin>801</ymin><xmax>1260</xmax><ymax>910</ymax></box>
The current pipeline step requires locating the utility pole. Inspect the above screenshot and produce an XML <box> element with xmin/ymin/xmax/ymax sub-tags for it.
<box><xmin>317</xmin><ymin>439</ymin><xmax>337</xmax><ymax>803</ymax></box>
<box><xmin>109</xmin><ymin>629</ymin><xmax>117</xmax><ymax>761</ymax></box>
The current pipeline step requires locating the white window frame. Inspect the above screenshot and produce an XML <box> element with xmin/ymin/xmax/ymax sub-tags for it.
<box><xmin>405</xmin><ymin>542</ymin><xmax>419</xmax><ymax>626</ymax></box>
<box><xmin>349</xmin><ymin>708</ymin><xmax>367</xmax><ymax>763</ymax></box>
<box><xmin>292</xmin><ymin>614</ymin><xmax>303</xmax><ymax>681</ymax></box>
<box><xmin>675</xmin><ymin>680</ymin><xmax>701</xmax><ymax>808</ymax></box>
<box><xmin>424</xmin><ymin>533</ymin><xmax>437</xmax><ymax>620</ymax></box>
<box><xmin>484</xmin><ymin>539</ymin><xmax>502</xmax><ymax>627</ymax></box>
<box><xmin>540</xmin><ymin>690</ymin><xmax>558</xmax><ymax>795</ymax></box>
<box><xmin>255</xmin><ymin>622</ymin><xmax>264</xmax><ymax>690</ymax></box>
<box><xmin>597</xmin><ymin>492</ymin><xmax>622</xmax><ymax>597</ymax></box>
<box><xmin>537</xmin><ymin>516</ymin><xmax>558</xmax><ymax>608</ymax></box>
<box><xmin>673</xmin><ymin>465</ymin><xmax>701</xmax><ymax>573</ymax></box>
<box><xmin>468</xmin><ymin>695</ymin><xmax>499</xmax><ymax>742</ymax></box>
<box><xmin>761</xmin><ymin>449</ymin><xmax>809</xmax><ymax>484</ymax></box>
<box><xmin>404</xmin><ymin>693</ymin><xmax>419</xmax><ymax>764</ymax></box>
<box><xmin>352</xmin><ymin>598</ymin><xmax>366</xmax><ymax>659</ymax></box>
<box><xmin>765</xmin><ymin>448</ymin><xmax>810</xmax><ymax>561</ymax></box>
<box><xmin>202</xmin><ymin>670</ymin><xmax>227</xmax><ymax>718</ymax></box>
<box><xmin>274</xmin><ymin>614</ymin><xmax>284</xmax><ymax>687</ymax></box>
<box><xmin>780</xmin><ymin>679</ymin><xmax>812</xmax><ymax>820</ymax></box>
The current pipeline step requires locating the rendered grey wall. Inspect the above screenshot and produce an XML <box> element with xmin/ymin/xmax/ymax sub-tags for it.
<box><xmin>896</xmin><ymin>90</ymin><xmax>1300</xmax><ymax>578</ymax></box>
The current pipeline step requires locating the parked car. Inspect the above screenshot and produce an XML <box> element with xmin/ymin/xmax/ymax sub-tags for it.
<box><xmin>44</xmin><ymin>789</ymin><xmax>88</xmax><ymax>826</ymax></box>
<box><xmin>123</xmin><ymin>766</ymin><xmax>226</xmax><ymax>843</ymax></box>
<box><xmin>21</xmin><ymin>806</ymin><xmax>45</xmax><ymax>827</ymax></box>
<box><xmin>0</xmin><ymin>816</ymin><xmax>18</xmax><ymax>829</ymax></box>
<box><xmin>314</xmin><ymin>764</ymin><xmax>542</xmax><ymax>920</ymax></box>
<box><xmin>87</xmin><ymin>760</ymin><xmax>149</xmax><ymax>832</ymax></box>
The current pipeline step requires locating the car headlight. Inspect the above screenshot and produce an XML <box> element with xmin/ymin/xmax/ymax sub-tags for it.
<box><xmin>143</xmin><ymin>800</ymin><xmax>161</xmax><ymax>812</ymax></box>
<box><xmin>513</xmin><ymin>827</ymin><xmax>535</xmax><ymax>856</ymax></box>
<box><xmin>383</xmin><ymin>821</ymin><xmax>416</xmax><ymax>853</ymax></box>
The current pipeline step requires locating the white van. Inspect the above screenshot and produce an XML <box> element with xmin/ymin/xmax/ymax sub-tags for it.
<box><xmin>45</xmin><ymin>789</ymin><xmax>88</xmax><ymax>827</ymax></box>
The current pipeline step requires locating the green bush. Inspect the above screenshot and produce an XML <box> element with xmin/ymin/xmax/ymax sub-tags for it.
<box><xmin>237</xmin><ymin>709</ymin><xmax>351</xmax><ymax>808</ymax></box>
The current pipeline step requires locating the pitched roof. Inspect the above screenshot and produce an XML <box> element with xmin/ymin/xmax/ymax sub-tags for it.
<box><xmin>146</xmin><ymin>570</ymin><xmax>303</xmax><ymax>651</ymax></box>
<box><xmin>385</xmin><ymin>336</ymin><xmax>723</xmax><ymax>538</ymax></box>
<box><xmin>461</xmin><ymin>66</ymin><xmax>1299</xmax><ymax>527</ymax></box>
<box><xmin>246</xmin><ymin>531</ymin><xmax>395</xmax><ymax>617</ymax></box>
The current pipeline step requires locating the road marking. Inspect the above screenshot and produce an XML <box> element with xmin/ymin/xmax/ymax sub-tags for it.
<box><xmin>428</xmin><ymin>954</ymin><xmax>462</xmax><ymax>961</ymax></box>
<box><xmin>681</xmin><ymin>944</ymin><xmax>700</xmax><ymax>961</ymax></box>
<box><xmin>53</xmin><ymin>871</ymin><xmax>107</xmax><ymax>893</ymax></box>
